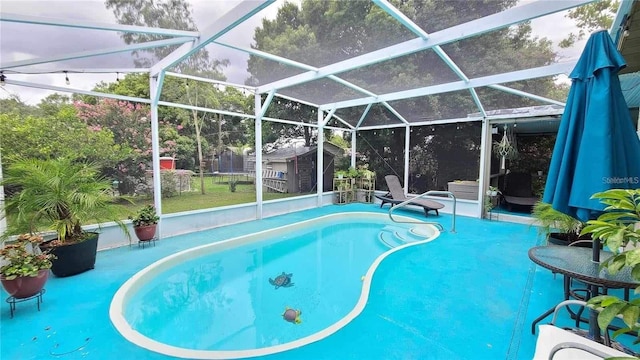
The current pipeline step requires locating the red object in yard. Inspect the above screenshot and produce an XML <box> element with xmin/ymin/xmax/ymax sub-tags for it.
<box><xmin>159</xmin><ymin>157</ymin><xmax>175</xmax><ymax>170</ymax></box>
<box><xmin>1</xmin><ymin>269</ymin><xmax>49</xmax><ymax>299</ymax></box>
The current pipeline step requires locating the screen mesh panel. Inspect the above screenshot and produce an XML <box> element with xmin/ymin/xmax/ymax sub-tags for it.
<box><xmin>356</xmin><ymin>129</ymin><xmax>406</xmax><ymax>191</ymax></box>
<box><xmin>333</xmin><ymin>105</ymin><xmax>370</xmax><ymax>127</ymax></box>
<box><xmin>390</xmin><ymin>0</ymin><xmax>517</xmax><ymax>34</ymax></box>
<box><xmin>359</xmin><ymin>104</ymin><xmax>404</xmax><ymax>128</ymax></box>
<box><xmin>387</xmin><ymin>90</ymin><xmax>479</xmax><ymax>123</ymax></box>
<box><xmin>0</xmin><ymin>23</ymin><xmax>141</xmax><ymax>70</ymax></box>
<box><xmin>277</xmin><ymin>78</ymin><xmax>368</xmax><ymax>106</ymax></box>
<box><xmin>339</xmin><ymin>48</ymin><xmax>460</xmax><ymax>95</ymax></box>
<box><xmin>438</xmin><ymin>4</ymin><xmax>593</xmax><ymax>79</ymax></box>
<box><xmin>498</xmin><ymin>77</ymin><xmax>570</xmax><ymax>103</ymax></box>
<box><xmin>216</xmin><ymin>0</ymin><xmax>415</xmax><ymax>69</ymax></box>
<box><xmin>170</xmin><ymin>42</ymin><xmax>306</xmax><ymax>86</ymax></box>
<box><xmin>408</xmin><ymin>122</ymin><xmax>482</xmax><ymax>193</ymax></box>
<box><xmin>475</xmin><ymin>87</ymin><xmax>550</xmax><ymax>112</ymax></box>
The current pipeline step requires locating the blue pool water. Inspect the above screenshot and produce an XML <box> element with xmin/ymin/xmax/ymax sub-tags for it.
<box><xmin>117</xmin><ymin>213</ymin><xmax>438</xmax><ymax>356</ymax></box>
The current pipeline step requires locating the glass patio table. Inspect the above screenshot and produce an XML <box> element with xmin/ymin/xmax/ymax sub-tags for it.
<box><xmin>528</xmin><ymin>246</ymin><xmax>639</xmax><ymax>341</ymax></box>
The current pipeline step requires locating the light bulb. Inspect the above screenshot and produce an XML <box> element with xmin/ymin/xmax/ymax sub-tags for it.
<box><xmin>64</xmin><ymin>71</ymin><xmax>70</xmax><ymax>85</ymax></box>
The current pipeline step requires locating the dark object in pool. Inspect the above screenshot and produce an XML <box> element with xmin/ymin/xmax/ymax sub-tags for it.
<box><xmin>282</xmin><ymin>307</ymin><xmax>302</xmax><ymax>324</ymax></box>
<box><xmin>269</xmin><ymin>272</ymin><xmax>294</xmax><ymax>289</ymax></box>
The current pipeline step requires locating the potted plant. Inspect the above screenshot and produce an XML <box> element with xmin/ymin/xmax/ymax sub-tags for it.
<box><xmin>583</xmin><ymin>189</ymin><xmax>640</xmax><ymax>343</ymax></box>
<box><xmin>129</xmin><ymin>205</ymin><xmax>159</xmax><ymax>242</ymax></box>
<box><xmin>2</xmin><ymin>158</ymin><xmax>130</xmax><ymax>277</ymax></box>
<box><xmin>531</xmin><ymin>201</ymin><xmax>592</xmax><ymax>247</ymax></box>
<box><xmin>0</xmin><ymin>234</ymin><xmax>55</xmax><ymax>299</ymax></box>
<box><xmin>486</xmin><ymin>186</ymin><xmax>500</xmax><ymax>197</ymax></box>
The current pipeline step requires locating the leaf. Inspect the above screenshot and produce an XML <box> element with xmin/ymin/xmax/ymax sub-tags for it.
<box><xmin>620</xmin><ymin>304</ymin><xmax>640</xmax><ymax>329</ymax></box>
<box><xmin>632</xmin><ymin>264</ymin><xmax>640</xmax><ymax>282</ymax></box>
<box><xmin>598</xmin><ymin>302</ymin><xmax>626</xmax><ymax>330</ymax></box>
<box><xmin>607</xmin><ymin>254</ymin><xmax>627</xmax><ymax>274</ymax></box>
<box><xmin>612</xmin><ymin>327</ymin><xmax>632</xmax><ymax>339</ymax></box>
<box><xmin>601</xmin><ymin>296</ymin><xmax>622</xmax><ymax>307</ymax></box>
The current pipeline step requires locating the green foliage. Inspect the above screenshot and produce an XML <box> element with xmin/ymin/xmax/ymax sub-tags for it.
<box><xmin>531</xmin><ymin>201</ymin><xmax>585</xmax><ymax>239</ymax></box>
<box><xmin>0</xmin><ymin>111</ymin><xmax>127</xmax><ymax>170</ymax></box>
<box><xmin>228</xmin><ymin>179</ymin><xmax>238</xmax><ymax>193</ymax></box>
<box><xmin>0</xmin><ymin>95</ymin><xmax>42</xmax><ymax>118</ymax></box>
<box><xmin>329</xmin><ymin>134</ymin><xmax>349</xmax><ymax>149</ymax></box>
<box><xmin>1</xmin><ymin>158</ymin><xmax>131</xmax><ymax>243</ymax></box>
<box><xmin>128</xmin><ymin>205</ymin><xmax>159</xmax><ymax>227</ymax></box>
<box><xmin>559</xmin><ymin>1</ymin><xmax>620</xmax><ymax>48</ymax></box>
<box><xmin>0</xmin><ymin>234</ymin><xmax>55</xmax><ymax>280</ymax></box>
<box><xmin>105</xmin><ymin>0</ymin><xmax>227</xmax><ymax>78</ymax></box>
<box><xmin>159</xmin><ymin>171</ymin><xmax>178</xmax><ymax>198</ymax></box>
<box><xmin>584</xmin><ymin>189</ymin><xmax>640</xmax><ymax>341</ymax></box>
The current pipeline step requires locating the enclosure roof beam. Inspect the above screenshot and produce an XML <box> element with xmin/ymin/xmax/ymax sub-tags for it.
<box><xmin>257</xmin><ymin>0</ymin><xmax>595</xmax><ymax>93</ymax></box>
<box><xmin>488</xmin><ymin>84</ymin><xmax>566</xmax><ymax>106</ymax></box>
<box><xmin>321</xmin><ymin>107</ymin><xmax>337</xmax><ymax>127</ymax></box>
<box><xmin>4</xmin><ymin>78</ymin><xmax>152</xmax><ymax>103</ymax></box>
<box><xmin>357</xmin><ymin>116</ymin><xmax>484</xmax><ymax>130</ymax></box>
<box><xmin>1</xmin><ymin>37</ymin><xmax>193</xmax><ymax>70</ymax></box>
<box><xmin>373</xmin><ymin>0</ymin><xmax>430</xmax><ymax>39</ymax></box>
<box><xmin>166</xmin><ymin>71</ymin><xmax>257</xmax><ymax>91</ymax></box>
<box><xmin>150</xmin><ymin>1</ymin><xmax>274</xmax><ymax>76</ymax></box>
<box><xmin>373</xmin><ymin>0</ymin><xmax>472</xmax><ymax>85</ymax></box>
<box><xmin>274</xmin><ymin>92</ymin><xmax>319</xmax><ymax>108</ymax></box>
<box><xmin>214</xmin><ymin>41</ymin><xmax>317</xmax><ymax>71</ymax></box>
<box><xmin>382</xmin><ymin>102</ymin><xmax>410</xmax><ymax>125</ymax></box>
<box><xmin>331</xmin><ymin>114</ymin><xmax>356</xmax><ymax>130</ymax></box>
<box><xmin>158</xmin><ymin>101</ymin><xmax>255</xmax><ymax>119</ymax></box>
<box><xmin>0</xmin><ymin>12</ymin><xmax>200</xmax><ymax>38</ymax></box>
<box><xmin>259</xmin><ymin>89</ymin><xmax>276</xmax><ymax>119</ymax></box>
<box><xmin>215</xmin><ymin>40</ymin><xmax>384</xmax><ymax>101</ymax></box>
<box><xmin>320</xmin><ymin>61</ymin><xmax>576</xmax><ymax>110</ymax></box>
<box><xmin>355</xmin><ymin>103</ymin><xmax>373</xmax><ymax>129</ymax></box>
<box><xmin>469</xmin><ymin>89</ymin><xmax>487</xmax><ymax>118</ymax></box>
<box><xmin>0</xmin><ymin>68</ymin><xmax>149</xmax><ymax>74</ymax></box>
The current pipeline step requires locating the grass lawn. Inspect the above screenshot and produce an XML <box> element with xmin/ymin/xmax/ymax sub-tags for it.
<box><xmin>5</xmin><ymin>175</ymin><xmax>305</xmax><ymax>232</ymax></box>
<box><xmin>114</xmin><ymin>174</ymin><xmax>303</xmax><ymax>218</ymax></box>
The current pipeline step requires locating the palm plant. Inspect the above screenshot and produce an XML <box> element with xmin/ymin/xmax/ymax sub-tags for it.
<box><xmin>2</xmin><ymin>157</ymin><xmax>130</xmax><ymax>244</ymax></box>
<box><xmin>531</xmin><ymin>201</ymin><xmax>586</xmax><ymax>243</ymax></box>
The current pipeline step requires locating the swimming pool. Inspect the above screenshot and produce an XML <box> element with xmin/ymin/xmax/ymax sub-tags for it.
<box><xmin>110</xmin><ymin>212</ymin><xmax>440</xmax><ymax>359</ymax></box>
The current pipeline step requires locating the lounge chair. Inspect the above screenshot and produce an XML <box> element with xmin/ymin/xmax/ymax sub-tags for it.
<box><xmin>500</xmin><ymin>171</ymin><xmax>539</xmax><ymax>211</ymax></box>
<box><xmin>376</xmin><ymin>175</ymin><xmax>444</xmax><ymax>217</ymax></box>
<box><xmin>534</xmin><ymin>324</ymin><xmax>631</xmax><ymax>359</ymax></box>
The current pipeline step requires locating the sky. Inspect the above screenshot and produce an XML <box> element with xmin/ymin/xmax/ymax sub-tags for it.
<box><xmin>0</xmin><ymin>0</ymin><xmax>591</xmax><ymax>106</ymax></box>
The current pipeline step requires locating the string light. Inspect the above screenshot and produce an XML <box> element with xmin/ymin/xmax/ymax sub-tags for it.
<box><xmin>64</xmin><ymin>71</ymin><xmax>70</xmax><ymax>85</ymax></box>
<box><xmin>0</xmin><ymin>72</ymin><xmax>5</xmax><ymax>86</ymax></box>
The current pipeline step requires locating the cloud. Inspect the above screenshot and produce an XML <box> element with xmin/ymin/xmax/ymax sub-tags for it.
<box><xmin>1</xmin><ymin>0</ymin><xmax>590</xmax><ymax>106</ymax></box>
<box><xmin>0</xmin><ymin>0</ymin><xmax>279</xmax><ymax>104</ymax></box>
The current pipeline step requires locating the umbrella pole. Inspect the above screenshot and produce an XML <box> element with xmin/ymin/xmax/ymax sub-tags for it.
<box><xmin>588</xmin><ymin>238</ymin><xmax>601</xmax><ymax>342</ymax></box>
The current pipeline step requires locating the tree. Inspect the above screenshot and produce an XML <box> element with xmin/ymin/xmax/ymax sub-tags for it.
<box><xmin>0</xmin><ymin>95</ymin><xmax>41</xmax><ymax>118</ymax></box>
<box><xmin>105</xmin><ymin>0</ymin><xmax>257</xmax><ymax>194</ymax></box>
<box><xmin>246</xmin><ymin>0</ymin><xmax>562</xmax><ymax>192</ymax></box>
<box><xmin>0</xmin><ymin>110</ymin><xmax>126</xmax><ymax>171</ymax></box>
<box><xmin>104</xmin><ymin>0</ymin><xmax>227</xmax><ymax>78</ymax></box>
<box><xmin>74</xmin><ymin>98</ymin><xmax>183</xmax><ymax>195</ymax></box>
<box><xmin>559</xmin><ymin>1</ymin><xmax>620</xmax><ymax>48</ymax></box>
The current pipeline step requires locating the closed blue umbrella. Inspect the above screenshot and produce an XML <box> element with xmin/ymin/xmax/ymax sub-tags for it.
<box><xmin>543</xmin><ymin>30</ymin><xmax>640</xmax><ymax>223</ymax></box>
<box><xmin>542</xmin><ymin>30</ymin><xmax>640</xmax><ymax>342</ymax></box>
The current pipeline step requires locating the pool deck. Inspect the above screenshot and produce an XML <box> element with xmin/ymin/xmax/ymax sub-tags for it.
<box><xmin>0</xmin><ymin>203</ymin><xmax>630</xmax><ymax>359</ymax></box>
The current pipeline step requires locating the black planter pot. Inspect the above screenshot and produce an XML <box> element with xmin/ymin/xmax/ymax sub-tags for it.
<box><xmin>44</xmin><ymin>232</ymin><xmax>99</xmax><ymax>277</ymax></box>
<box><xmin>548</xmin><ymin>232</ymin><xmax>597</xmax><ymax>248</ymax></box>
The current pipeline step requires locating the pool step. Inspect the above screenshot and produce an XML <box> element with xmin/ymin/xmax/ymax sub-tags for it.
<box><xmin>378</xmin><ymin>225</ymin><xmax>429</xmax><ymax>248</ymax></box>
